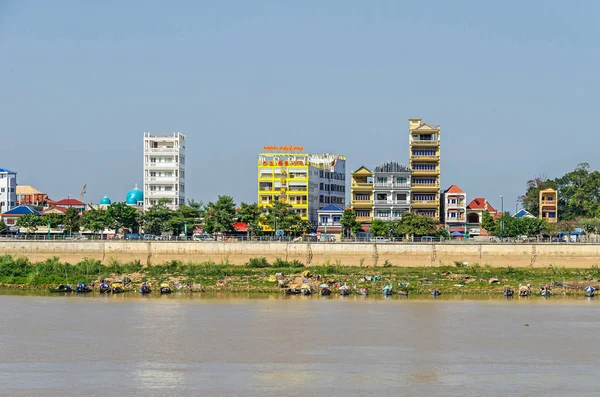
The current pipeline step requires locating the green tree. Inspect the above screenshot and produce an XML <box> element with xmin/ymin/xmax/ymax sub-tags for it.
<box><xmin>578</xmin><ymin>218</ymin><xmax>600</xmax><ymax>242</ymax></box>
<box><xmin>106</xmin><ymin>202</ymin><xmax>139</xmax><ymax>233</ymax></box>
<box><xmin>42</xmin><ymin>213</ymin><xmax>65</xmax><ymax>228</ymax></box>
<box><xmin>395</xmin><ymin>213</ymin><xmax>439</xmax><ymax>237</ymax></box>
<box><xmin>81</xmin><ymin>208</ymin><xmax>110</xmax><ymax>237</ymax></box>
<box><xmin>237</xmin><ymin>202</ymin><xmax>263</xmax><ymax>237</ymax></box>
<box><xmin>171</xmin><ymin>201</ymin><xmax>204</xmax><ymax>236</ymax></box>
<box><xmin>204</xmin><ymin>195</ymin><xmax>236</xmax><ymax>234</ymax></box>
<box><xmin>64</xmin><ymin>207</ymin><xmax>81</xmax><ymax>235</ymax></box>
<box><xmin>520</xmin><ymin>175</ymin><xmax>555</xmax><ymax>218</ymax></box>
<box><xmin>260</xmin><ymin>200</ymin><xmax>304</xmax><ymax>235</ymax></box>
<box><xmin>371</xmin><ymin>219</ymin><xmax>393</xmax><ymax>237</ymax></box>
<box><xmin>480</xmin><ymin>210</ymin><xmax>496</xmax><ymax>234</ymax></box>
<box><xmin>340</xmin><ymin>209</ymin><xmax>362</xmax><ymax>238</ymax></box>
<box><xmin>0</xmin><ymin>219</ymin><xmax>6</xmax><ymax>232</ymax></box>
<box><xmin>16</xmin><ymin>214</ymin><xmax>44</xmax><ymax>234</ymax></box>
<box><xmin>141</xmin><ymin>199</ymin><xmax>174</xmax><ymax>235</ymax></box>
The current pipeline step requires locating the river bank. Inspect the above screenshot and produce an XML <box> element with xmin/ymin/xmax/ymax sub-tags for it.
<box><xmin>1</xmin><ymin>255</ymin><xmax>599</xmax><ymax>295</ymax></box>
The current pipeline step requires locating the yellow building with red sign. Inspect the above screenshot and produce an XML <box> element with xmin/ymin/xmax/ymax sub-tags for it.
<box><xmin>258</xmin><ymin>147</ymin><xmax>346</xmax><ymax>231</ymax></box>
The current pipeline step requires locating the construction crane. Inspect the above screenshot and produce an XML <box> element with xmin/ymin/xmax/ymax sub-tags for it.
<box><xmin>80</xmin><ymin>184</ymin><xmax>87</xmax><ymax>203</ymax></box>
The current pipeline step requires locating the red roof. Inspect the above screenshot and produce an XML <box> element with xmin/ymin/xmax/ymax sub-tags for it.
<box><xmin>467</xmin><ymin>198</ymin><xmax>497</xmax><ymax>213</ymax></box>
<box><xmin>41</xmin><ymin>205</ymin><xmax>67</xmax><ymax>214</ymax></box>
<box><xmin>233</xmin><ymin>222</ymin><xmax>248</xmax><ymax>232</ymax></box>
<box><xmin>54</xmin><ymin>198</ymin><xmax>86</xmax><ymax>206</ymax></box>
<box><xmin>445</xmin><ymin>185</ymin><xmax>465</xmax><ymax>194</ymax></box>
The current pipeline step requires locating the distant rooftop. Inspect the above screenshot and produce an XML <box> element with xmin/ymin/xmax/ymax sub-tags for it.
<box><xmin>374</xmin><ymin>161</ymin><xmax>409</xmax><ymax>173</ymax></box>
<box><xmin>0</xmin><ymin>168</ymin><xmax>15</xmax><ymax>174</ymax></box>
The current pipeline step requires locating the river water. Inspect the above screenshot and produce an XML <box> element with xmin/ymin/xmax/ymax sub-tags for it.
<box><xmin>0</xmin><ymin>292</ymin><xmax>598</xmax><ymax>396</ymax></box>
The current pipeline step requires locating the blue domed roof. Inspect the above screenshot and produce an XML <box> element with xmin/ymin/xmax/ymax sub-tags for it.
<box><xmin>126</xmin><ymin>185</ymin><xmax>144</xmax><ymax>205</ymax></box>
<box><xmin>99</xmin><ymin>196</ymin><xmax>111</xmax><ymax>205</ymax></box>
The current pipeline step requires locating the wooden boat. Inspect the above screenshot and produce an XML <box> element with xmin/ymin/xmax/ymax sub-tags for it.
<box><xmin>540</xmin><ymin>288</ymin><xmax>550</xmax><ymax>297</ymax></box>
<box><xmin>319</xmin><ymin>284</ymin><xmax>331</xmax><ymax>296</ymax></box>
<box><xmin>382</xmin><ymin>285</ymin><xmax>393</xmax><ymax>296</ymax></box>
<box><xmin>112</xmin><ymin>280</ymin><xmax>124</xmax><ymax>294</ymax></box>
<box><xmin>356</xmin><ymin>288</ymin><xmax>368</xmax><ymax>295</ymax></box>
<box><xmin>285</xmin><ymin>286</ymin><xmax>301</xmax><ymax>295</ymax></box>
<box><xmin>300</xmin><ymin>285</ymin><xmax>313</xmax><ymax>296</ymax></box>
<box><xmin>585</xmin><ymin>286</ymin><xmax>595</xmax><ymax>297</ymax></box>
<box><xmin>397</xmin><ymin>290</ymin><xmax>409</xmax><ymax>297</ymax></box>
<box><xmin>518</xmin><ymin>286</ymin><xmax>530</xmax><ymax>296</ymax></box>
<box><xmin>160</xmin><ymin>283</ymin><xmax>172</xmax><ymax>294</ymax></box>
<box><xmin>99</xmin><ymin>282</ymin><xmax>111</xmax><ymax>294</ymax></box>
<box><xmin>140</xmin><ymin>283</ymin><xmax>151</xmax><ymax>294</ymax></box>
<box><xmin>431</xmin><ymin>289</ymin><xmax>441</xmax><ymax>297</ymax></box>
<box><xmin>75</xmin><ymin>283</ymin><xmax>91</xmax><ymax>293</ymax></box>
<box><xmin>339</xmin><ymin>285</ymin><xmax>351</xmax><ymax>296</ymax></box>
<box><xmin>49</xmin><ymin>285</ymin><xmax>73</xmax><ymax>293</ymax></box>
<box><xmin>504</xmin><ymin>288</ymin><xmax>514</xmax><ymax>297</ymax></box>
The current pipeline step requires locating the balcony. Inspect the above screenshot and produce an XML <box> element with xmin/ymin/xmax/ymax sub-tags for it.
<box><xmin>352</xmin><ymin>200</ymin><xmax>372</xmax><ymax>208</ymax></box>
<box><xmin>446</xmin><ymin>216</ymin><xmax>466</xmax><ymax>223</ymax></box>
<box><xmin>412</xmin><ymin>200</ymin><xmax>439</xmax><ymax>208</ymax></box>
<box><xmin>373</xmin><ymin>182</ymin><xmax>410</xmax><ymax>189</ymax></box>
<box><xmin>148</xmin><ymin>176</ymin><xmax>178</xmax><ymax>183</ymax></box>
<box><xmin>411</xmin><ymin>140</ymin><xmax>439</xmax><ymax>146</ymax></box>
<box><xmin>356</xmin><ymin>216</ymin><xmax>372</xmax><ymax>223</ymax></box>
<box><xmin>146</xmin><ymin>147</ymin><xmax>179</xmax><ymax>153</ymax></box>
<box><xmin>373</xmin><ymin>215</ymin><xmax>403</xmax><ymax>222</ymax></box>
<box><xmin>373</xmin><ymin>200</ymin><xmax>409</xmax><ymax>206</ymax></box>
<box><xmin>411</xmin><ymin>169</ymin><xmax>438</xmax><ymax>175</ymax></box>
<box><xmin>540</xmin><ymin>200</ymin><xmax>557</xmax><ymax>207</ymax></box>
<box><xmin>445</xmin><ymin>202</ymin><xmax>465</xmax><ymax>209</ymax></box>
<box><xmin>411</xmin><ymin>184</ymin><xmax>440</xmax><ymax>192</ymax></box>
<box><xmin>352</xmin><ymin>182</ymin><xmax>373</xmax><ymax>188</ymax></box>
<box><xmin>146</xmin><ymin>190</ymin><xmax>178</xmax><ymax>197</ymax></box>
<box><xmin>145</xmin><ymin>162</ymin><xmax>179</xmax><ymax>169</ymax></box>
<box><xmin>410</xmin><ymin>155</ymin><xmax>438</xmax><ymax>162</ymax></box>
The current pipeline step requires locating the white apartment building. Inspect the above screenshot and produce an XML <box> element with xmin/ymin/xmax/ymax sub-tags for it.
<box><xmin>0</xmin><ymin>168</ymin><xmax>17</xmax><ymax>213</ymax></box>
<box><xmin>310</xmin><ymin>153</ymin><xmax>346</xmax><ymax>223</ymax></box>
<box><xmin>143</xmin><ymin>133</ymin><xmax>186</xmax><ymax>210</ymax></box>
<box><xmin>372</xmin><ymin>161</ymin><xmax>411</xmax><ymax>222</ymax></box>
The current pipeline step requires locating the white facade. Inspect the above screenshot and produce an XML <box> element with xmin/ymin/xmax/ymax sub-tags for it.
<box><xmin>143</xmin><ymin>133</ymin><xmax>186</xmax><ymax>210</ymax></box>
<box><xmin>308</xmin><ymin>154</ymin><xmax>346</xmax><ymax>223</ymax></box>
<box><xmin>372</xmin><ymin>162</ymin><xmax>411</xmax><ymax>222</ymax></box>
<box><xmin>0</xmin><ymin>168</ymin><xmax>17</xmax><ymax>213</ymax></box>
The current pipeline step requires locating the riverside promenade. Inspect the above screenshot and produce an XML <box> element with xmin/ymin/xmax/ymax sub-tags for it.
<box><xmin>0</xmin><ymin>240</ymin><xmax>599</xmax><ymax>267</ymax></box>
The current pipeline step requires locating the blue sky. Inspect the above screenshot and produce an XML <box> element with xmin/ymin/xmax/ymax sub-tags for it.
<box><xmin>1</xmin><ymin>0</ymin><xmax>598</xmax><ymax>212</ymax></box>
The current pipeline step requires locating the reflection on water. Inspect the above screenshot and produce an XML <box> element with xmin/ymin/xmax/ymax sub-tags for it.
<box><xmin>0</xmin><ymin>292</ymin><xmax>598</xmax><ymax>396</ymax></box>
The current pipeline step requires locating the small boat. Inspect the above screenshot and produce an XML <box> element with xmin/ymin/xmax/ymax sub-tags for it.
<box><xmin>397</xmin><ymin>290</ymin><xmax>409</xmax><ymax>297</ymax></box>
<box><xmin>504</xmin><ymin>288</ymin><xmax>514</xmax><ymax>297</ymax></box>
<box><xmin>339</xmin><ymin>285</ymin><xmax>351</xmax><ymax>296</ymax></box>
<box><xmin>356</xmin><ymin>288</ymin><xmax>368</xmax><ymax>295</ymax></box>
<box><xmin>112</xmin><ymin>280</ymin><xmax>124</xmax><ymax>294</ymax></box>
<box><xmin>160</xmin><ymin>283</ymin><xmax>172</xmax><ymax>294</ymax></box>
<box><xmin>540</xmin><ymin>286</ymin><xmax>550</xmax><ymax>297</ymax></box>
<box><xmin>300</xmin><ymin>285</ymin><xmax>313</xmax><ymax>296</ymax></box>
<box><xmin>99</xmin><ymin>282</ymin><xmax>111</xmax><ymax>294</ymax></box>
<box><xmin>382</xmin><ymin>284</ymin><xmax>393</xmax><ymax>296</ymax></box>
<box><xmin>319</xmin><ymin>284</ymin><xmax>331</xmax><ymax>296</ymax></box>
<box><xmin>518</xmin><ymin>285</ymin><xmax>530</xmax><ymax>297</ymax></box>
<box><xmin>585</xmin><ymin>286</ymin><xmax>595</xmax><ymax>297</ymax></box>
<box><xmin>75</xmin><ymin>282</ymin><xmax>91</xmax><ymax>293</ymax></box>
<box><xmin>140</xmin><ymin>282</ymin><xmax>151</xmax><ymax>294</ymax></box>
<box><xmin>49</xmin><ymin>285</ymin><xmax>73</xmax><ymax>293</ymax></box>
<box><xmin>285</xmin><ymin>286</ymin><xmax>301</xmax><ymax>295</ymax></box>
<box><xmin>431</xmin><ymin>289</ymin><xmax>441</xmax><ymax>297</ymax></box>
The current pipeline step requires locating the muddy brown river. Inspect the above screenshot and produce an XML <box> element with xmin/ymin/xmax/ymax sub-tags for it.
<box><xmin>0</xmin><ymin>292</ymin><xmax>598</xmax><ymax>396</ymax></box>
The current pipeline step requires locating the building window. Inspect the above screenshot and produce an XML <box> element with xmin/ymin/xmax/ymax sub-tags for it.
<box><xmin>321</xmin><ymin>216</ymin><xmax>329</xmax><ymax>224</ymax></box>
<box><xmin>355</xmin><ymin>194</ymin><xmax>370</xmax><ymax>201</ymax></box>
<box><xmin>375</xmin><ymin>210</ymin><xmax>390</xmax><ymax>217</ymax></box>
<box><xmin>397</xmin><ymin>193</ymin><xmax>407</xmax><ymax>201</ymax></box>
<box><xmin>376</xmin><ymin>177</ymin><xmax>387</xmax><ymax>183</ymax></box>
<box><xmin>356</xmin><ymin>210</ymin><xmax>370</xmax><ymax>217</ymax></box>
<box><xmin>0</xmin><ymin>188</ymin><xmax>4</xmax><ymax>192</ymax></box>
<box><xmin>333</xmin><ymin>216</ymin><xmax>341</xmax><ymax>223</ymax></box>
<box><xmin>412</xmin><ymin>150</ymin><xmax>437</xmax><ymax>156</ymax></box>
<box><xmin>393</xmin><ymin>210</ymin><xmax>404</xmax><ymax>218</ymax></box>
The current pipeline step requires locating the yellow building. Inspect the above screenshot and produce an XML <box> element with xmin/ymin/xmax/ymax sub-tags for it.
<box><xmin>409</xmin><ymin>118</ymin><xmax>441</xmax><ymax>220</ymax></box>
<box><xmin>258</xmin><ymin>146</ymin><xmax>346</xmax><ymax>231</ymax></box>
<box><xmin>350</xmin><ymin>166</ymin><xmax>373</xmax><ymax>227</ymax></box>
<box><xmin>539</xmin><ymin>188</ymin><xmax>558</xmax><ymax>223</ymax></box>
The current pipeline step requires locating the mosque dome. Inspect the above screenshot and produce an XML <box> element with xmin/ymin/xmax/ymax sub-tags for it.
<box><xmin>126</xmin><ymin>184</ymin><xmax>144</xmax><ymax>205</ymax></box>
<box><xmin>99</xmin><ymin>196</ymin><xmax>112</xmax><ymax>205</ymax></box>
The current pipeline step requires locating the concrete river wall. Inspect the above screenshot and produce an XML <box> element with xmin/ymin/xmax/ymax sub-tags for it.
<box><xmin>1</xmin><ymin>241</ymin><xmax>600</xmax><ymax>267</ymax></box>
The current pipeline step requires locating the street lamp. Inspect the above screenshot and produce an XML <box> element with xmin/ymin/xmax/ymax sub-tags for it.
<box><xmin>47</xmin><ymin>220</ymin><xmax>51</xmax><ymax>240</ymax></box>
<box><xmin>184</xmin><ymin>221</ymin><xmax>188</xmax><ymax>241</ymax></box>
<box><xmin>500</xmin><ymin>195</ymin><xmax>504</xmax><ymax>241</ymax></box>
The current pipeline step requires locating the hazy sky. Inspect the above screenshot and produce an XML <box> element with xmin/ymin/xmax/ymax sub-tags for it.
<box><xmin>2</xmin><ymin>0</ymin><xmax>598</xmax><ymax>212</ymax></box>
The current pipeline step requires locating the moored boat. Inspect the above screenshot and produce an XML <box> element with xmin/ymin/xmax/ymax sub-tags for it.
<box><xmin>319</xmin><ymin>284</ymin><xmax>331</xmax><ymax>296</ymax></box>
<box><xmin>112</xmin><ymin>280</ymin><xmax>124</xmax><ymax>294</ymax></box>
<box><xmin>339</xmin><ymin>285</ymin><xmax>351</xmax><ymax>296</ymax></box>
<box><xmin>397</xmin><ymin>290</ymin><xmax>408</xmax><ymax>297</ymax></box>
<box><xmin>356</xmin><ymin>288</ymin><xmax>368</xmax><ymax>295</ymax></box>
<box><xmin>504</xmin><ymin>288</ymin><xmax>514</xmax><ymax>297</ymax></box>
<box><xmin>518</xmin><ymin>285</ymin><xmax>530</xmax><ymax>297</ymax></box>
<box><xmin>585</xmin><ymin>286</ymin><xmax>595</xmax><ymax>297</ymax></box>
<box><xmin>99</xmin><ymin>282</ymin><xmax>111</xmax><ymax>294</ymax></box>
<box><xmin>300</xmin><ymin>284</ymin><xmax>313</xmax><ymax>296</ymax></box>
<box><xmin>160</xmin><ymin>283</ymin><xmax>172</xmax><ymax>294</ymax></box>
<box><xmin>382</xmin><ymin>284</ymin><xmax>393</xmax><ymax>296</ymax></box>
<box><xmin>285</xmin><ymin>285</ymin><xmax>301</xmax><ymax>295</ymax></box>
<box><xmin>431</xmin><ymin>289</ymin><xmax>441</xmax><ymax>297</ymax></box>
<box><xmin>140</xmin><ymin>282</ymin><xmax>151</xmax><ymax>294</ymax></box>
<box><xmin>49</xmin><ymin>285</ymin><xmax>73</xmax><ymax>293</ymax></box>
<box><xmin>75</xmin><ymin>283</ymin><xmax>91</xmax><ymax>293</ymax></box>
<box><xmin>540</xmin><ymin>286</ymin><xmax>550</xmax><ymax>297</ymax></box>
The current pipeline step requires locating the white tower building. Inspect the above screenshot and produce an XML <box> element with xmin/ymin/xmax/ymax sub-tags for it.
<box><xmin>143</xmin><ymin>133</ymin><xmax>186</xmax><ymax>210</ymax></box>
<box><xmin>0</xmin><ymin>168</ymin><xmax>17</xmax><ymax>213</ymax></box>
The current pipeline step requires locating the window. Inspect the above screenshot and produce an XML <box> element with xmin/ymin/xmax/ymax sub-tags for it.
<box><xmin>376</xmin><ymin>194</ymin><xmax>387</xmax><ymax>201</ymax></box>
<box><xmin>397</xmin><ymin>193</ymin><xmax>407</xmax><ymax>201</ymax></box>
<box><xmin>0</xmin><ymin>188</ymin><xmax>4</xmax><ymax>192</ymax></box>
<box><xmin>396</xmin><ymin>177</ymin><xmax>407</xmax><ymax>184</ymax></box>
<box><xmin>376</xmin><ymin>177</ymin><xmax>387</xmax><ymax>183</ymax></box>
<box><xmin>9</xmin><ymin>188</ymin><xmax>14</xmax><ymax>193</ymax></box>
<box><xmin>333</xmin><ymin>216</ymin><xmax>341</xmax><ymax>223</ymax></box>
<box><xmin>393</xmin><ymin>210</ymin><xmax>404</xmax><ymax>218</ymax></box>
<box><xmin>356</xmin><ymin>210</ymin><xmax>370</xmax><ymax>217</ymax></box>
<box><xmin>448</xmin><ymin>212</ymin><xmax>457</xmax><ymax>218</ymax></box>
<box><xmin>355</xmin><ymin>194</ymin><xmax>370</xmax><ymax>201</ymax></box>
<box><xmin>375</xmin><ymin>210</ymin><xmax>390</xmax><ymax>217</ymax></box>
<box><xmin>412</xmin><ymin>150</ymin><xmax>437</xmax><ymax>156</ymax></box>
<box><xmin>321</xmin><ymin>216</ymin><xmax>329</xmax><ymax>224</ymax></box>
<box><xmin>413</xmin><ymin>164</ymin><xmax>436</xmax><ymax>171</ymax></box>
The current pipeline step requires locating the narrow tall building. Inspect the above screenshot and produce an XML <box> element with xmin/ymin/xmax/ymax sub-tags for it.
<box><xmin>442</xmin><ymin>185</ymin><xmax>467</xmax><ymax>234</ymax></box>
<box><xmin>539</xmin><ymin>188</ymin><xmax>558</xmax><ymax>223</ymax></box>
<box><xmin>0</xmin><ymin>168</ymin><xmax>17</xmax><ymax>213</ymax></box>
<box><xmin>143</xmin><ymin>133</ymin><xmax>186</xmax><ymax>210</ymax></box>
<box><xmin>350</xmin><ymin>166</ymin><xmax>373</xmax><ymax>229</ymax></box>
<box><xmin>372</xmin><ymin>162</ymin><xmax>411</xmax><ymax>222</ymax></box>
<box><xmin>409</xmin><ymin>118</ymin><xmax>441</xmax><ymax>220</ymax></box>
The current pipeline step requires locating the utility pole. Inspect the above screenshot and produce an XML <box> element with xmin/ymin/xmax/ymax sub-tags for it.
<box><xmin>500</xmin><ymin>195</ymin><xmax>504</xmax><ymax>241</ymax></box>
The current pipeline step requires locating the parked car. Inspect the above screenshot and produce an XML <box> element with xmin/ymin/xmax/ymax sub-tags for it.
<box><xmin>370</xmin><ymin>237</ymin><xmax>390</xmax><ymax>242</ymax></box>
<box><xmin>125</xmin><ymin>233</ymin><xmax>141</xmax><ymax>240</ymax></box>
<box><xmin>193</xmin><ymin>233</ymin><xmax>212</xmax><ymax>241</ymax></box>
<box><xmin>143</xmin><ymin>234</ymin><xmax>156</xmax><ymax>240</ymax></box>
